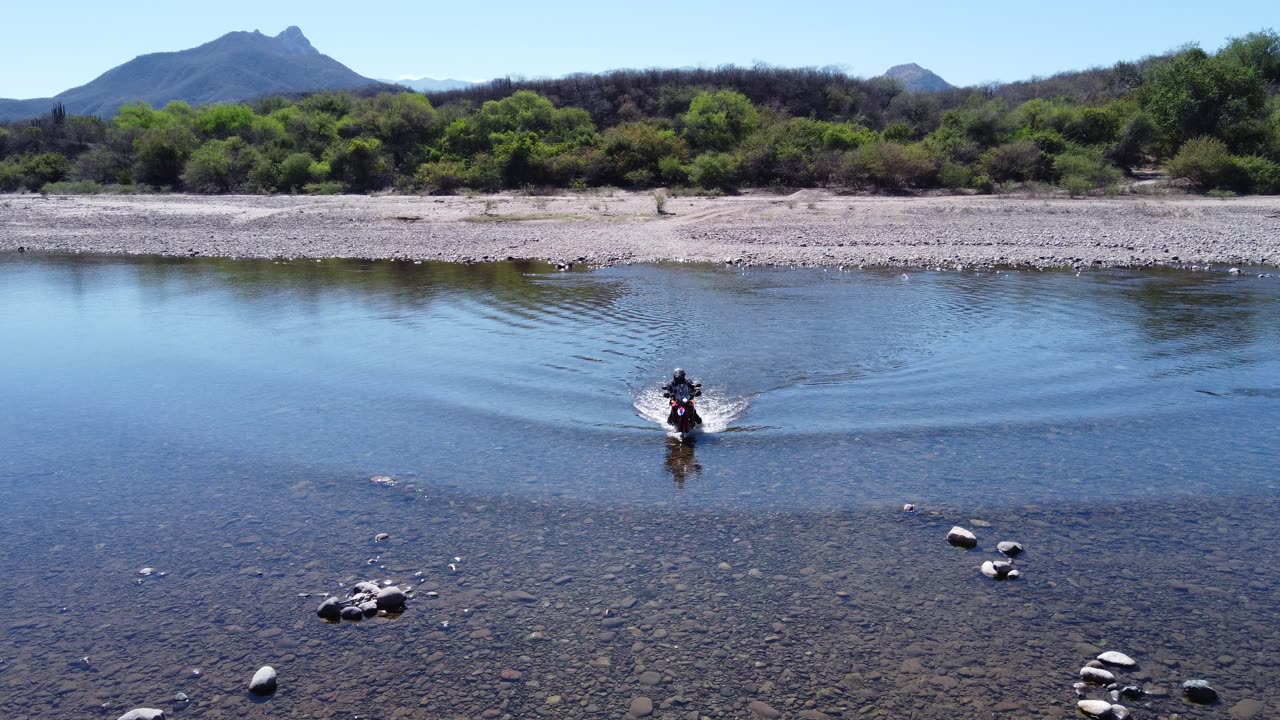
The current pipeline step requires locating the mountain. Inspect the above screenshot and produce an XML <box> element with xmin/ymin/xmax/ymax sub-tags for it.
<box><xmin>386</xmin><ymin>76</ymin><xmax>477</xmax><ymax>93</ymax></box>
<box><xmin>0</xmin><ymin>27</ymin><xmax>381</xmax><ymax>122</ymax></box>
<box><xmin>880</xmin><ymin>63</ymin><xmax>955</xmax><ymax>93</ymax></box>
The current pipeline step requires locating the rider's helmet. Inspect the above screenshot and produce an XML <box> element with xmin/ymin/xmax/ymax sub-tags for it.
<box><xmin>673</xmin><ymin>368</ymin><xmax>686</xmax><ymax>380</ymax></box>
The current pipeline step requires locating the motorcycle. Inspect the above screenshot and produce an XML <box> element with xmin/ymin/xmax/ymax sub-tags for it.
<box><xmin>664</xmin><ymin>383</ymin><xmax>702</xmax><ymax>440</ymax></box>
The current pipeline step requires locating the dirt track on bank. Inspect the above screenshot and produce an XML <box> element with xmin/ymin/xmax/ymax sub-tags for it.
<box><xmin>3</xmin><ymin>190</ymin><xmax>1279</xmax><ymax>269</ymax></box>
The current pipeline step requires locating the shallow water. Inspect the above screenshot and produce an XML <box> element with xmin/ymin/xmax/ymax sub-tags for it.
<box><xmin>1</xmin><ymin>254</ymin><xmax>1278</xmax><ymax>719</ymax></box>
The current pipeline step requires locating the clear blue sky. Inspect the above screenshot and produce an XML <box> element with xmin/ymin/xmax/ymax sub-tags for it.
<box><xmin>1</xmin><ymin>0</ymin><xmax>1275</xmax><ymax>98</ymax></box>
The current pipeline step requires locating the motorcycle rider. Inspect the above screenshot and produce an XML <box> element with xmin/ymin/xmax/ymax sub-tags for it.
<box><xmin>662</xmin><ymin>368</ymin><xmax>702</xmax><ymax>427</ymax></box>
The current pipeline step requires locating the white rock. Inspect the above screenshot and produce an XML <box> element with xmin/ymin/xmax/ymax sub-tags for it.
<box><xmin>118</xmin><ymin>710</ymin><xmax>166</xmax><ymax>720</ymax></box>
<box><xmin>249</xmin><ymin>666</ymin><xmax>278</xmax><ymax>696</ymax></box>
<box><xmin>996</xmin><ymin>541</ymin><xmax>1023</xmax><ymax>557</ymax></box>
<box><xmin>1080</xmin><ymin>666</ymin><xmax>1115</xmax><ymax>684</ymax></box>
<box><xmin>1006</xmin><ymin>569</ymin><xmax>1021</xmax><ymax>578</ymax></box>
<box><xmin>1077</xmin><ymin>699</ymin><xmax>1113</xmax><ymax>718</ymax></box>
<box><xmin>946</xmin><ymin>526</ymin><xmax>977</xmax><ymax>548</ymax></box>
<box><xmin>980</xmin><ymin>561</ymin><xmax>998</xmax><ymax>577</ymax></box>
<box><xmin>1110</xmin><ymin>704</ymin><xmax>1130</xmax><ymax>720</ymax></box>
<box><xmin>1097</xmin><ymin>651</ymin><xmax>1136</xmax><ymax>667</ymax></box>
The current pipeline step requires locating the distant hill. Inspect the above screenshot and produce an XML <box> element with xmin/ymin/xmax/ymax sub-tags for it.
<box><xmin>880</xmin><ymin>63</ymin><xmax>955</xmax><ymax>93</ymax></box>
<box><xmin>0</xmin><ymin>26</ymin><xmax>383</xmax><ymax>122</ymax></box>
<box><xmin>385</xmin><ymin>76</ymin><xmax>477</xmax><ymax>93</ymax></box>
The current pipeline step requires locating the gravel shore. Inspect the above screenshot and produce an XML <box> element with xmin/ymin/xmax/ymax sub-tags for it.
<box><xmin>3</xmin><ymin>190</ymin><xmax>1279</xmax><ymax>268</ymax></box>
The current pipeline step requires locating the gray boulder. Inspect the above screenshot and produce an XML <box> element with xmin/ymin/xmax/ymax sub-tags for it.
<box><xmin>1182</xmin><ymin>679</ymin><xmax>1218</xmax><ymax>704</ymax></box>
<box><xmin>117</xmin><ymin>711</ymin><xmax>166</xmax><ymax>720</ymax></box>
<box><xmin>340</xmin><ymin>606</ymin><xmax>363</xmax><ymax>621</ymax></box>
<box><xmin>1080</xmin><ymin>666</ymin><xmax>1116</xmax><ymax>684</ymax></box>
<box><xmin>1077</xmin><ymin>700</ymin><xmax>1113</xmax><ymax>718</ymax></box>
<box><xmin>1097</xmin><ymin>650</ymin><xmax>1136</xmax><ymax>667</ymax></box>
<box><xmin>376</xmin><ymin>585</ymin><xmax>407</xmax><ymax>611</ymax></box>
<box><xmin>249</xmin><ymin>665</ymin><xmax>277</xmax><ymax>696</ymax></box>
<box><xmin>947</xmin><ymin>526</ymin><xmax>977</xmax><ymax>548</ymax></box>
<box><xmin>316</xmin><ymin>597</ymin><xmax>341</xmax><ymax>621</ymax></box>
<box><xmin>996</xmin><ymin>541</ymin><xmax>1023</xmax><ymax>557</ymax></box>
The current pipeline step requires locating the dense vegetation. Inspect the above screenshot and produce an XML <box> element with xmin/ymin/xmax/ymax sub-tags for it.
<box><xmin>3</xmin><ymin>31</ymin><xmax>1279</xmax><ymax>197</ymax></box>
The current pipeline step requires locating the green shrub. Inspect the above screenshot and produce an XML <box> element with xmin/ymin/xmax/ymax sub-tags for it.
<box><xmin>278</xmin><ymin>153</ymin><xmax>317</xmax><ymax>192</ymax></box>
<box><xmin>302</xmin><ymin>181</ymin><xmax>344</xmax><ymax>195</ymax></box>
<box><xmin>937</xmin><ymin>161</ymin><xmax>972</xmax><ymax>190</ymax></box>
<box><xmin>21</xmin><ymin>153</ymin><xmax>71</xmax><ymax>189</ymax></box>
<box><xmin>42</xmin><ymin>180</ymin><xmax>104</xmax><ymax>194</ymax></box>
<box><xmin>1166</xmin><ymin>137</ymin><xmax>1243</xmax><ymax>189</ymax></box>
<box><xmin>982</xmin><ymin>141</ymin><xmax>1045</xmax><ymax>183</ymax></box>
<box><xmin>1234</xmin><ymin>154</ymin><xmax>1280</xmax><ymax>193</ymax></box>
<box><xmin>687</xmin><ymin>153</ymin><xmax>740</xmax><ymax>191</ymax></box>
<box><xmin>657</xmin><ymin>155</ymin><xmax>687</xmax><ymax>185</ymax></box>
<box><xmin>682</xmin><ymin>90</ymin><xmax>760</xmax><ymax>151</ymax></box>
<box><xmin>971</xmin><ymin>174</ymin><xmax>995</xmax><ymax>194</ymax></box>
<box><xmin>1053</xmin><ymin>151</ymin><xmax>1122</xmax><ymax>196</ymax></box>
<box><xmin>415</xmin><ymin>160</ymin><xmax>467</xmax><ymax>194</ymax></box>
<box><xmin>839</xmin><ymin>142</ymin><xmax>935</xmax><ymax>189</ymax></box>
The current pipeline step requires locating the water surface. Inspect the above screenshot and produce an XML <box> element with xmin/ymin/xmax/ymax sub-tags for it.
<box><xmin>1</xmin><ymin>255</ymin><xmax>1277</xmax><ymax>718</ymax></box>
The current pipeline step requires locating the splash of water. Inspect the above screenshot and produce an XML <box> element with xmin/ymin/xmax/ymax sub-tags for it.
<box><xmin>632</xmin><ymin>387</ymin><xmax>750</xmax><ymax>434</ymax></box>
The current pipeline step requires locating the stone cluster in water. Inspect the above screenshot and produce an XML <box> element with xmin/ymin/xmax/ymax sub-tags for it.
<box><xmin>316</xmin><ymin>581</ymin><xmax>408</xmax><ymax>622</ymax></box>
<box><xmin>941</xmin><ymin>523</ymin><xmax>1024</xmax><ymax>579</ymax></box>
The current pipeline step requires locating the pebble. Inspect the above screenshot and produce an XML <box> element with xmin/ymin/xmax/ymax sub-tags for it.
<box><xmin>628</xmin><ymin>696</ymin><xmax>654</xmax><ymax>718</ymax></box>
<box><xmin>374</xmin><ymin>532</ymin><xmax>390</xmax><ymax>542</ymax></box>
<box><xmin>1182</xmin><ymin>679</ymin><xmax>1218</xmax><ymax>704</ymax></box>
<box><xmin>946</xmin><ymin>526</ymin><xmax>977</xmax><ymax>548</ymax></box>
<box><xmin>1097</xmin><ymin>651</ymin><xmax>1136</xmax><ymax>667</ymax></box>
<box><xmin>248</xmin><ymin>665</ymin><xmax>277</xmax><ymax>696</ymax></box>
<box><xmin>502</xmin><ymin>590</ymin><xmax>537</xmax><ymax>603</ymax></box>
<box><xmin>1077</xmin><ymin>700</ymin><xmax>1113</xmax><ymax>718</ymax></box>
<box><xmin>499</xmin><ymin>668</ymin><xmax>523</xmax><ymax>681</ymax></box>
<box><xmin>117</xmin><ymin>710</ymin><xmax>166</xmax><ymax>720</ymax></box>
<box><xmin>996</xmin><ymin>541</ymin><xmax>1023</xmax><ymax>557</ymax></box>
<box><xmin>748</xmin><ymin>700</ymin><xmax>782</xmax><ymax>719</ymax></box>
<box><xmin>1080</xmin><ymin>666</ymin><xmax>1116</xmax><ymax>684</ymax></box>
<box><xmin>638</xmin><ymin>670</ymin><xmax>662</xmax><ymax>685</ymax></box>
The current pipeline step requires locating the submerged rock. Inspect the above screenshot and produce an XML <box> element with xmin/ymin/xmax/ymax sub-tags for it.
<box><xmin>947</xmin><ymin>526</ymin><xmax>977</xmax><ymax>548</ymax></box>
<box><xmin>1077</xmin><ymin>700</ymin><xmax>1113</xmax><ymax>718</ymax></box>
<box><xmin>627</xmin><ymin>696</ymin><xmax>654</xmax><ymax>717</ymax></box>
<box><xmin>996</xmin><ymin>541</ymin><xmax>1023</xmax><ymax>557</ymax></box>
<box><xmin>249</xmin><ymin>666</ymin><xmax>277</xmax><ymax>696</ymax></box>
<box><xmin>748</xmin><ymin>700</ymin><xmax>782</xmax><ymax>718</ymax></box>
<box><xmin>1110</xmin><ymin>704</ymin><xmax>1131</xmax><ymax>720</ymax></box>
<box><xmin>1097</xmin><ymin>651</ymin><xmax>1137</xmax><ymax>667</ymax></box>
<box><xmin>1182</xmin><ymin>679</ymin><xmax>1219</xmax><ymax>704</ymax></box>
<box><xmin>1080</xmin><ymin>666</ymin><xmax>1116</xmax><ymax>684</ymax></box>
<box><xmin>117</xmin><ymin>710</ymin><xmax>166</xmax><ymax>720</ymax></box>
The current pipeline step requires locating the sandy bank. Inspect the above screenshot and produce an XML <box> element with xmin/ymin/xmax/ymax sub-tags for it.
<box><xmin>2</xmin><ymin>190</ymin><xmax>1279</xmax><ymax>269</ymax></box>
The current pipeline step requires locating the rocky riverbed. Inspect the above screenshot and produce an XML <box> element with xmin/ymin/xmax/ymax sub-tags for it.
<box><xmin>3</xmin><ymin>472</ymin><xmax>1277</xmax><ymax>719</ymax></box>
<box><xmin>3</xmin><ymin>190</ymin><xmax>1279</xmax><ymax>269</ymax></box>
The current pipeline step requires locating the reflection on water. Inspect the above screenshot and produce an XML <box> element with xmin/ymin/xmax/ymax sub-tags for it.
<box><xmin>664</xmin><ymin>437</ymin><xmax>702</xmax><ymax>488</ymax></box>
<box><xmin>2</xmin><ymin>254</ymin><xmax>1279</xmax><ymax>718</ymax></box>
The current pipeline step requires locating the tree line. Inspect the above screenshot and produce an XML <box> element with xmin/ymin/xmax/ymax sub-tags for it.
<box><xmin>1</xmin><ymin>30</ymin><xmax>1278</xmax><ymax>197</ymax></box>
